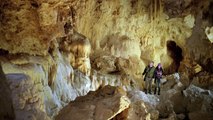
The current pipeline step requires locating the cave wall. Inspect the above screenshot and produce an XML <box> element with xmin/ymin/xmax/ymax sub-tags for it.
<box><xmin>0</xmin><ymin>50</ymin><xmax>135</xmax><ymax>119</ymax></box>
<box><xmin>0</xmin><ymin>0</ymin><xmax>213</xmax><ymax>119</ymax></box>
<box><xmin>0</xmin><ymin>0</ymin><xmax>72</xmax><ymax>55</ymax></box>
<box><xmin>0</xmin><ymin>0</ymin><xmax>212</xmax><ymax>72</ymax></box>
<box><xmin>73</xmin><ymin>0</ymin><xmax>191</xmax><ymax>59</ymax></box>
<box><xmin>0</xmin><ymin>64</ymin><xmax>15</xmax><ymax>120</ymax></box>
<box><xmin>72</xmin><ymin>0</ymin><xmax>213</xmax><ymax>73</ymax></box>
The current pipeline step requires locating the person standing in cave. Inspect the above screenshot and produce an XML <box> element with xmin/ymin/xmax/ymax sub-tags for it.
<box><xmin>154</xmin><ymin>63</ymin><xmax>163</xmax><ymax>95</ymax></box>
<box><xmin>142</xmin><ymin>61</ymin><xmax>155</xmax><ymax>94</ymax></box>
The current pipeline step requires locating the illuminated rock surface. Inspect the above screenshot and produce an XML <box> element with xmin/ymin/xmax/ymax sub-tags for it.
<box><xmin>55</xmin><ymin>86</ymin><xmax>130</xmax><ymax>120</ymax></box>
<box><xmin>0</xmin><ymin>0</ymin><xmax>213</xmax><ymax>119</ymax></box>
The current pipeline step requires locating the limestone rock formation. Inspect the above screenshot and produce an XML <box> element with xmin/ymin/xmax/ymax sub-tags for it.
<box><xmin>0</xmin><ymin>64</ymin><xmax>15</xmax><ymax>120</ymax></box>
<box><xmin>92</xmin><ymin>54</ymin><xmax>145</xmax><ymax>79</ymax></box>
<box><xmin>100</xmin><ymin>34</ymin><xmax>141</xmax><ymax>59</ymax></box>
<box><xmin>55</xmin><ymin>86</ymin><xmax>130</xmax><ymax>120</ymax></box>
<box><xmin>73</xmin><ymin>0</ymin><xmax>213</xmax><ymax>74</ymax></box>
<box><xmin>124</xmin><ymin>90</ymin><xmax>160</xmax><ymax>120</ymax></box>
<box><xmin>191</xmin><ymin>71</ymin><xmax>213</xmax><ymax>90</ymax></box>
<box><xmin>92</xmin><ymin>55</ymin><xmax>117</xmax><ymax>73</ymax></box>
<box><xmin>183</xmin><ymin>85</ymin><xmax>213</xmax><ymax>120</ymax></box>
<box><xmin>0</xmin><ymin>0</ymin><xmax>73</xmax><ymax>55</ymax></box>
<box><xmin>113</xmin><ymin>101</ymin><xmax>159</xmax><ymax>120</ymax></box>
<box><xmin>0</xmin><ymin>50</ymin><xmax>136</xmax><ymax>118</ymax></box>
<box><xmin>205</xmin><ymin>26</ymin><xmax>213</xmax><ymax>43</ymax></box>
<box><xmin>61</xmin><ymin>30</ymin><xmax>91</xmax><ymax>76</ymax></box>
<box><xmin>0</xmin><ymin>0</ymin><xmax>213</xmax><ymax>119</ymax></box>
<box><xmin>111</xmin><ymin>75</ymin><xmax>213</xmax><ymax>120</ymax></box>
<box><xmin>155</xmin><ymin>75</ymin><xmax>213</xmax><ymax>120</ymax></box>
<box><xmin>6</xmin><ymin>73</ymin><xmax>51</xmax><ymax>120</ymax></box>
<box><xmin>0</xmin><ymin>51</ymin><xmax>75</xmax><ymax>118</ymax></box>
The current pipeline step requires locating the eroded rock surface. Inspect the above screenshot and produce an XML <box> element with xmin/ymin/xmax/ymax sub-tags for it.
<box><xmin>55</xmin><ymin>86</ymin><xmax>130</xmax><ymax>120</ymax></box>
<box><xmin>7</xmin><ymin>74</ymin><xmax>51</xmax><ymax>120</ymax></box>
<box><xmin>0</xmin><ymin>0</ymin><xmax>73</xmax><ymax>55</ymax></box>
<box><xmin>156</xmin><ymin>74</ymin><xmax>213</xmax><ymax>120</ymax></box>
<box><xmin>0</xmin><ymin>64</ymin><xmax>15</xmax><ymax>120</ymax></box>
<box><xmin>0</xmin><ymin>0</ymin><xmax>213</xmax><ymax>119</ymax></box>
<box><xmin>0</xmin><ymin>50</ymin><xmax>136</xmax><ymax>119</ymax></box>
<box><xmin>183</xmin><ymin>85</ymin><xmax>213</xmax><ymax>119</ymax></box>
<box><xmin>60</xmin><ymin>30</ymin><xmax>92</xmax><ymax>76</ymax></box>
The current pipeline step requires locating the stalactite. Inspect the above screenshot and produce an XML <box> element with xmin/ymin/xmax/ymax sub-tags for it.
<box><xmin>150</xmin><ymin>0</ymin><xmax>153</xmax><ymax>24</ymax></box>
<box><xmin>154</xmin><ymin>0</ymin><xmax>157</xmax><ymax>20</ymax></box>
<box><xmin>152</xmin><ymin>0</ymin><xmax>163</xmax><ymax>20</ymax></box>
<box><xmin>159</xmin><ymin>0</ymin><xmax>162</xmax><ymax>17</ymax></box>
<box><xmin>149</xmin><ymin>0</ymin><xmax>164</xmax><ymax>34</ymax></box>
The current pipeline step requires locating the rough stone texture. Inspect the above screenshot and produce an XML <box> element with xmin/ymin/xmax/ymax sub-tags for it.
<box><xmin>126</xmin><ymin>90</ymin><xmax>160</xmax><ymax>120</ymax></box>
<box><xmin>157</xmin><ymin>90</ymin><xmax>181</xmax><ymax>119</ymax></box>
<box><xmin>0</xmin><ymin>50</ymin><xmax>136</xmax><ymax>118</ymax></box>
<box><xmin>205</xmin><ymin>26</ymin><xmax>213</xmax><ymax>43</ymax></box>
<box><xmin>0</xmin><ymin>0</ymin><xmax>73</xmax><ymax>55</ymax></box>
<box><xmin>6</xmin><ymin>74</ymin><xmax>51</xmax><ymax>120</ymax></box>
<box><xmin>61</xmin><ymin>30</ymin><xmax>92</xmax><ymax>76</ymax></box>
<box><xmin>71</xmin><ymin>0</ymin><xmax>211</xmax><ymax>72</ymax></box>
<box><xmin>67</xmin><ymin>0</ymin><xmax>213</xmax><ymax>76</ymax></box>
<box><xmin>100</xmin><ymin>34</ymin><xmax>141</xmax><ymax>59</ymax></box>
<box><xmin>128</xmin><ymin>90</ymin><xmax>160</xmax><ymax>106</ymax></box>
<box><xmin>188</xmin><ymin>111</ymin><xmax>213</xmax><ymax>120</ymax></box>
<box><xmin>163</xmin><ymin>0</ymin><xmax>209</xmax><ymax>18</ymax></box>
<box><xmin>0</xmin><ymin>51</ymin><xmax>74</xmax><ymax>118</ymax></box>
<box><xmin>92</xmin><ymin>55</ymin><xmax>117</xmax><ymax>73</ymax></box>
<box><xmin>113</xmin><ymin>101</ymin><xmax>159</xmax><ymax>120</ymax></box>
<box><xmin>93</xmin><ymin>55</ymin><xmax>145</xmax><ymax>76</ymax></box>
<box><xmin>115</xmin><ymin>72</ymin><xmax>213</xmax><ymax>120</ymax></box>
<box><xmin>183</xmin><ymin>85</ymin><xmax>213</xmax><ymax>117</ymax></box>
<box><xmin>55</xmin><ymin>86</ymin><xmax>131</xmax><ymax>120</ymax></box>
<box><xmin>0</xmin><ymin>64</ymin><xmax>15</xmax><ymax>120</ymax></box>
<box><xmin>185</xmin><ymin>6</ymin><xmax>213</xmax><ymax>73</ymax></box>
<box><xmin>191</xmin><ymin>72</ymin><xmax>213</xmax><ymax>90</ymax></box>
<box><xmin>0</xmin><ymin>0</ymin><xmax>212</xmax><ymax>90</ymax></box>
<box><xmin>161</xmin><ymin>74</ymin><xmax>185</xmax><ymax>91</ymax></box>
<box><xmin>156</xmin><ymin>77</ymin><xmax>213</xmax><ymax>120</ymax></box>
<box><xmin>0</xmin><ymin>0</ymin><xmax>213</xmax><ymax>119</ymax></box>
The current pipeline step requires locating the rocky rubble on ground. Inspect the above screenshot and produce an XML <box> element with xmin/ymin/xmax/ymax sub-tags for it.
<box><xmin>183</xmin><ymin>85</ymin><xmax>213</xmax><ymax>120</ymax></box>
<box><xmin>157</xmin><ymin>73</ymin><xmax>213</xmax><ymax>120</ymax></box>
<box><xmin>54</xmin><ymin>72</ymin><xmax>213</xmax><ymax>120</ymax></box>
<box><xmin>55</xmin><ymin>85</ymin><xmax>161</xmax><ymax>120</ymax></box>
<box><xmin>55</xmin><ymin>85</ymin><xmax>131</xmax><ymax>120</ymax></box>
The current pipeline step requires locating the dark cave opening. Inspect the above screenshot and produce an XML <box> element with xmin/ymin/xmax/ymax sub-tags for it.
<box><xmin>202</xmin><ymin>1</ymin><xmax>213</xmax><ymax>25</ymax></box>
<box><xmin>203</xmin><ymin>58</ymin><xmax>213</xmax><ymax>73</ymax></box>
<box><xmin>0</xmin><ymin>49</ymin><xmax>9</xmax><ymax>56</ymax></box>
<box><xmin>166</xmin><ymin>40</ymin><xmax>183</xmax><ymax>73</ymax></box>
